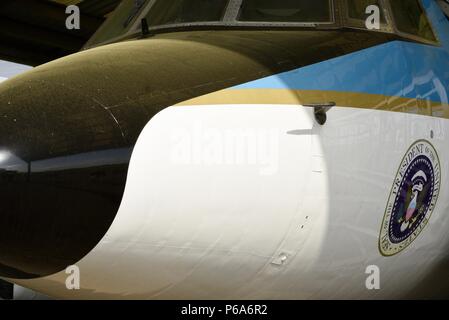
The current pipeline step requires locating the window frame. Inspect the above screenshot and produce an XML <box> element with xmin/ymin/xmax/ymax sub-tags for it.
<box><xmin>84</xmin><ymin>0</ymin><xmax>440</xmax><ymax>50</ymax></box>
<box><xmin>438</xmin><ymin>0</ymin><xmax>449</xmax><ymax>19</ymax></box>
<box><xmin>137</xmin><ymin>0</ymin><xmax>338</xmax><ymax>29</ymax></box>
<box><xmin>122</xmin><ymin>0</ymin><xmax>341</xmax><ymax>41</ymax></box>
<box><xmin>384</xmin><ymin>0</ymin><xmax>439</xmax><ymax>45</ymax></box>
<box><xmin>85</xmin><ymin>0</ymin><xmax>151</xmax><ymax>49</ymax></box>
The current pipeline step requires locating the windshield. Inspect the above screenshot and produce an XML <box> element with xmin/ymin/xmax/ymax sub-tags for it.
<box><xmin>86</xmin><ymin>0</ymin><xmax>148</xmax><ymax>46</ymax></box>
<box><xmin>390</xmin><ymin>0</ymin><xmax>436</xmax><ymax>41</ymax></box>
<box><xmin>239</xmin><ymin>0</ymin><xmax>332</xmax><ymax>23</ymax></box>
<box><xmin>146</xmin><ymin>0</ymin><xmax>229</xmax><ymax>27</ymax></box>
<box><xmin>85</xmin><ymin>0</ymin><xmax>438</xmax><ymax>49</ymax></box>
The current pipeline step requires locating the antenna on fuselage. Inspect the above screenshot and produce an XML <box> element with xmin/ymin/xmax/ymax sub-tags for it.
<box><xmin>0</xmin><ymin>279</ymin><xmax>13</xmax><ymax>300</ymax></box>
<box><xmin>141</xmin><ymin>18</ymin><xmax>150</xmax><ymax>37</ymax></box>
<box><xmin>303</xmin><ymin>102</ymin><xmax>336</xmax><ymax>125</ymax></box>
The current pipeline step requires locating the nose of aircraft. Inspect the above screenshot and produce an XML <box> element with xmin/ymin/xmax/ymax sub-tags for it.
<box><xmin>0</xmin><ymin>62</ymin><xmax>135</xmax><ymax>279</ymax></box>
<box><xmin>0</xmin><ymin>38</ymin><xmax>252</xmax><ymax>279</ymax></box>
<box><xmin>0</xmin><ymin>30</ymin><xmax>300</xmax><ymax>279</ymax></box>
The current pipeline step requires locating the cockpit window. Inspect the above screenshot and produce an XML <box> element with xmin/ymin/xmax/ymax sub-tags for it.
<box><xmin>87</xmin><ymin>0</ymin><xmax>148</xmax><ymax>46</ymax></box>
<box><xmin>145</xmin><ymin>0</ymin><xmax>229</xmax><ymax>27</ymax></box>
<box><xmin>84</xmin><ymin>0</ymin><xmax>439</xmax><ymax>49</ymax></box>
<box><xmin>390</xmin><ymin>0</ymin><xmax>436</xmax><ymax>41</ymax></box>
<box><xmin>238</xmin><ymin>0</ymin><xmax>332</xmax><ymax>23</ymax></box>
<box><xmin>438</xmin><ymin>0</ymin><xmax>449</xmax><ymax>21</ymax></box>
<box><xmin>124</xmin><ymin>0</ymin><xmax>147</xmax><ymax>27</ymax></box>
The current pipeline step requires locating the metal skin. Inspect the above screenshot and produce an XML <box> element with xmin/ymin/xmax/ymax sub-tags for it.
<box><xmin>0</xmin><ymin>0</ymin><xmax>449</xmax><ymax>299</ymax></box>
<box><xmin>0</xmin><ymin>29</ymin><xmax>394</xmax><ymax>279</ymax></box>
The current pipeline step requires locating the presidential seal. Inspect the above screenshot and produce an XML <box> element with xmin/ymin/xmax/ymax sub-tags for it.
<box><xmin>379</xmin><ymin>140</ymin><xmax>441</xmax><ymax>256</ymax></box>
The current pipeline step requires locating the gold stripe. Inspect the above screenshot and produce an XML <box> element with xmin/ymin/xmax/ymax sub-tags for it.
<box><xmin>175</xmin><ymin>89</ymin><xmax>449</xmax><ymax>119</ymax></box>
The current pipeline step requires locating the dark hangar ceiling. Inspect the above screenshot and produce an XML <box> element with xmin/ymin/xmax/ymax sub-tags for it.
<box><xmin>0</xmin><ymin>0</ymin><xmax>121</xmax><ymax>66</ymax></box>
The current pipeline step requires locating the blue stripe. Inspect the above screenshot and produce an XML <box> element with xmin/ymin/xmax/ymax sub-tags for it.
<box><xmin>233</xmin><ymin>0</ymin><xmax>449</xmax><ymax>105</ymax></box>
